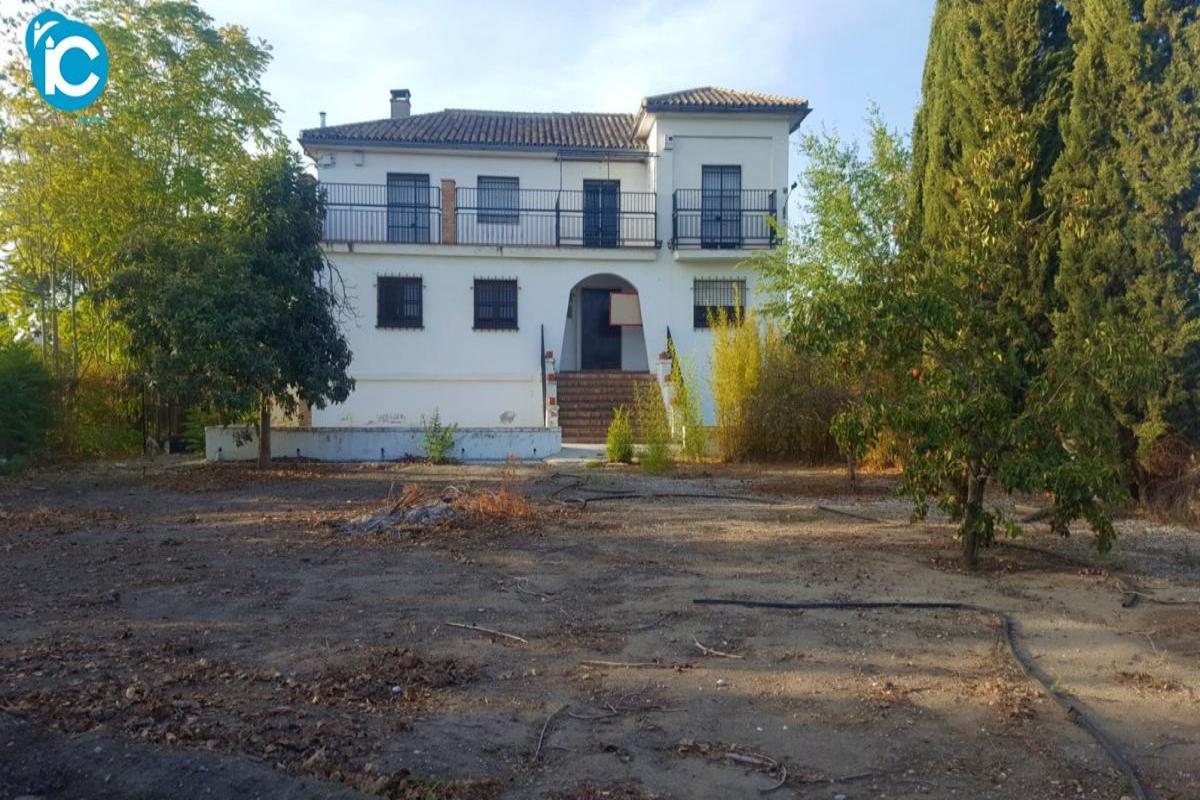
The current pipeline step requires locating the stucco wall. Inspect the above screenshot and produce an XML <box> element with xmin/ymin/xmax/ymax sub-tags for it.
<box><xmin>306</xmin><ymin>108</ymin><xmax>794</xmax><ymax>428</ymax></box>
<box><xmin>205</xmin><ymin>425</ymin><xmax>561</xmax><ymax>462</ymax></box>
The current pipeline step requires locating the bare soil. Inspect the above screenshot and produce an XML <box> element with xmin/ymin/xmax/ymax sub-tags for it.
<box><xmin>1</xmin><ymin>458</ymin><xmax>1197</xmax><ymax>800</ymax></box>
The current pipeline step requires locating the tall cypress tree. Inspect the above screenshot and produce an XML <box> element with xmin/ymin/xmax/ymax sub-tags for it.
<box><xmin>1049</xmin><ymin>0</ymin><xmax>1200</xmax><ymax>497</ymax></box>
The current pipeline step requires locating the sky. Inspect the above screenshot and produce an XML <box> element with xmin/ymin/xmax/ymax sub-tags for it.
<box><xmin>192</xmin><ymin>0</ymin><xmax>935</xmax><ymax>171</ymax></box>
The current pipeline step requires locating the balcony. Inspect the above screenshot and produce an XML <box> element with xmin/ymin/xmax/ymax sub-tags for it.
<box><xmin>319</xmin><ymin>181</ymin><xmax>657</xmax><ymax>249</ymax></box>
<box><xmin>456</xmin><ymin>187</ymin><xmax>656</xmax><ymax>248</ymax></box>
<box><xmin>322</xmin><ymin>182</ymin><xmax>443</xmax><ymax>244</ymax></box>
<box><xmin>670</xmin><ymin>189</ymin><xmax>778</xmax><ymax>250</ymax></box>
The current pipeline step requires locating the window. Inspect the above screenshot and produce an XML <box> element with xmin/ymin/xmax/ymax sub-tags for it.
<box><xmin>386</xmin><ymin>173</ymin><xmax>432</xmax><ymax>243</ymax></box>
<box><xmin>377</xmin><ymin>276</ymin><xmax>423</xmax><ymax>329</ymax></box>
<box><xmin>693</xmin><ymin>278</ymin><xmax>746</xmax><ymax>328</ymax></box>
<box><xmin>700</xmin><ymin>165</ymin><xmax>742</xmax><ymax>249</ymax></box>
<box><xmin>474</xmin><ymin>279</ymin><xmax>518</xmax><ymax>330</ymax></box>
<box><xmin>477</xmin><ymin>176</ymin><xmax>519</xmax><ymax>224</ymax></box>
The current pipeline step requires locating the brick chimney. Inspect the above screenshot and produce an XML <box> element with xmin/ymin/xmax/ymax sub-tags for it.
<box><xmin>390</xmin><ymin>89</ymin><xmax>411</xmax><ymax>119</ymax></box>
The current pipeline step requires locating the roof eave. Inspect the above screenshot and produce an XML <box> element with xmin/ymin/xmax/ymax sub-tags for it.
<box><xmin>297</xmin><ymin>134</ymin><xmax>647</xmax><ymax>160</ymax></box>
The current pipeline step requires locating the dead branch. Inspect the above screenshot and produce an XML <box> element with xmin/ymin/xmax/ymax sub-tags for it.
<box><xmin>532</xmin><ymin>703</ymin><xmax>567</xmax><ymax>762</ymax></box>
<box><xmin>694</xmin><ymin>638</ymin><xmax>744</xmax><ymax>659</ymax></box>
<box><xmin>445</xmin><ymin>622</ymin><xmax>528</xmax><ymax>644</ymax></box>
<box><xmin>580</xmin><ymin>659</ymin><xmax>692</xmax><ymax>670</ymax></box>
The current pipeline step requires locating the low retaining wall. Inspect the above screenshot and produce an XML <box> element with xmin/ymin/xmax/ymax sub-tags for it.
<box><xmin>205</xmin><ymin>426</ymin><xmax>561</xmax><ymax>462</ymax></box>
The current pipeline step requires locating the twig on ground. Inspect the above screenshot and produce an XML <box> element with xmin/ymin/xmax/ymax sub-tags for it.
<box><xmin>694</xmin><ymin>637</ymin><xmax>744</xmax><ymax>659</ymax></box>
<box><xmin>580</xmin><ymin>659</ymin><xmax>692</xmax><ymax>670</ymax></box>
<box><xmin>532</xmin><ymin>703</ymin><xmax>567</xmax><ymax>762</ymax></box>
<box><xmin>445</xmin><ymin>621</ymin><xmax>528</xmax><ymax>643</ymax></box>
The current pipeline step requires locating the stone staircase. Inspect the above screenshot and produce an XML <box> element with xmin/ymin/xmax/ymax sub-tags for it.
<box><xmin>556</xmin><ymin>371</ymin><xmax>657</xmax><ymax>443</ymax></box>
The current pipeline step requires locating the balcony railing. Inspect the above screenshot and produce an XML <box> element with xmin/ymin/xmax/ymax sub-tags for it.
<box><xmin>456</xmin><ymin>187</ymin><xmax>657</xmax><ymax>248</ymax></box>
<box><xmin>670</xmin><ymin>189</ymin><xmax>778</xmax><ymax>250</ymax></box>
<box><xmin>321</xmin><ymin>182</ymin><xmax>442</xmax><ymax>244</ymax></box>
<box><xmin>318</xmin><ymin>182</ymin><xmax>657</xmax><ymax>249</ymax></box>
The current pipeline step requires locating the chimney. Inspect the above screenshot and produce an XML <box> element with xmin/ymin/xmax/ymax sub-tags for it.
<box><xmin>319</xmin><ymin>111</ymin><xmax>326</xmax><ymax>128</ymax></box>
<box><xmin>390</xmin><ymin>88</ymin><xmax>411</xmax><ymax>119</ymax></box>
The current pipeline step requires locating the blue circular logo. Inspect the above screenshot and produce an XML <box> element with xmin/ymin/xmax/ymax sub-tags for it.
<box><xmin>25</xmin><ymin>10</ymin><xmax>109</xmax><ymax>112</ymax></box>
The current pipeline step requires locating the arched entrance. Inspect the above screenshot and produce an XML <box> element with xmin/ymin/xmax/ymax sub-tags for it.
<box><xmin>559</xmin><ymin>274</ymin><xmax>649</xmax><ymax>373</ymax></box>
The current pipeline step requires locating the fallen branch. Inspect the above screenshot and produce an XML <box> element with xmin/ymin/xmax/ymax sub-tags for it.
<box><xmin>693</xmin><ymin>597</ymin><xmax>1153</xmax><ymax>800</ymax></box>
<box><xmin>580</xmin><ymin>659</ymin><xmax>692</xmax><ymax>670</ymax></box>
<box><xmin>445</xmin><ymin>622</ymin><xmax>528</xmax><ymax>644</ymax></box>
<box><xmin>694</xmin><ymin>638</ymin><xmax>744</xmax><ymax>659</ymax></box>
<box><xmin>532</xmin><ymin>703</ymin><xmax>567</xmax><ymax>762</ymax></box>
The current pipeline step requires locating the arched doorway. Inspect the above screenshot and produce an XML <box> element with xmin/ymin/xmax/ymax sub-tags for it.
<box><xmin>559</xmin><ymin>274</ymin><xmax>649</xmax><ymax>373</ymax></box>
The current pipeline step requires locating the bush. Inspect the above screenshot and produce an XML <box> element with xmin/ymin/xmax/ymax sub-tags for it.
<box><xmin>708</xmin><ymin>311</ymin><xmax>847</xmax><ymax>463</ymax></box>
<box><xmin>744</xmin><ymin>327</ymin><xmax>846</xmax><ymax>462</ymax></box>
<box><xmin>605</xmin><ymin>406</ymin><xmax>634</xmax><ymax>463</ymax></box>
<box><xmin>669</xmin><ymin>355</ymin><xmax>708</xmax><ymax>463</ymax></box>
<box><xmin>61</xmin><ymin>372</ymin><xmax>141</xmax><ymax>458</ymax></box>
<box><xmin>708</xmin><ymin>307</ymin><xmax>761</xmax><ymax>461</ymax></box>
<box><xmin>634</xmin><ymin>382</ymin><xmax>672</xmax><ymax>474</ymax></box>
<box><xmin>421</xmin><ymin>410</ymin><xmax>458</xmax><ymax>464</ymax></box>
<box><xmin>0</xmin><ymin>341</ymin><xmax>56</xmax><ymax>469</ymax></box>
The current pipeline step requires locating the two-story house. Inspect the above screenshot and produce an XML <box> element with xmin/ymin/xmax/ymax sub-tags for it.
<box><xmin>290</xmin><ymin>86</ymin><xmax>808</xmax><ymax>459</ymax></box>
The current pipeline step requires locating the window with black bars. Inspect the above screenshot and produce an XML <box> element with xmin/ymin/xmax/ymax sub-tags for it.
<box><xmin>477</xmin><ymin>176</ymin><xmax>519</xmax><ymax>224</ymax></box>
<box><xmin>377</xmin><ymin>276</ymin><xmax>423</xmax><ymax>329</ymax></box>
<box><xmin>474</xmin><ymin>279</ymin><xmax>518</xmax><ymax>330</ymax></box>
<box><xmin>693</xmin><ymin>278</ymin><xmax>746</xmax><ymax>328</ymax></box>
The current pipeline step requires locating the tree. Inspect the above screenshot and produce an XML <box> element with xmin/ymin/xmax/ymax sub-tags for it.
<box><xmin>1047</xmin><ymin>0</ymin><xmax>1200</xmax><ymax>498</ymax></box>
<box><xmin>0</xmin><ymin>0</ymin><xmax>279</xmax><ymax>452</ymax></box>
<box><xmin>109</xmin><ymin>148</ymin><xmax>354</xmax><ymax>467</ymax></box>
<box><xmin>764</xmin><ymin>1</ymin><xmax>1126</xmax><ymax>568</ymax></box>
<box><xmin>0</xmin><ymin>337</ymin><xmax>55</xmax><ymax>469</ymax></box>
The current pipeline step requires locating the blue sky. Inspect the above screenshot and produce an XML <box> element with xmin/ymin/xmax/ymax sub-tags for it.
<box><xmin>195</xmin><ymin>0</ymin><xmax>934</xmax><ymax>171</ymax></box>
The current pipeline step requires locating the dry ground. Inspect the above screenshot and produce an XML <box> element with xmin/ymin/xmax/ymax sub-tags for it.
<box><xmin>0</xmin><ymin>458</ymin><xmax>1198</xmax><ymax>800</ymax></box>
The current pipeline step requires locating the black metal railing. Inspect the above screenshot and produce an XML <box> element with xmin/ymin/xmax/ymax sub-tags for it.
<box><xmin>670</xmin><ymin>189</ymin><xmax>778</xmax><ymax>250</ymax></box>
<box><xmin>321</xmin><ymin>182</ymin><xmax>442</xmax><ymax>244</ymax></box>
<box><xmin>456</xmin><ymin>187</ymin><xmax>657</xmax><ymax>248</ymax></box>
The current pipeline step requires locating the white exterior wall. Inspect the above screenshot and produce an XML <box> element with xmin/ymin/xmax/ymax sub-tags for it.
<box><xmin>307</xmin><ymin>110</ymin><xmax>794</xmax><ymax>430</ymax></box>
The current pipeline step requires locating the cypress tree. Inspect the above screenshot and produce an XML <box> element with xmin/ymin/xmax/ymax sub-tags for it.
<box><xmin>1049</xmin><ymin>0</ymin><xmax>1200</xmax><ymax>497</ymax></box>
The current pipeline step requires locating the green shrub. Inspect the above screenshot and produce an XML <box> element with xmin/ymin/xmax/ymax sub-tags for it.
<box><xmin>669</xmin><ymin>355</ymin><xmax>708</xmax><ymax>462</ymax></box>
<box><xmin>605</xmin><ymin>406</ymin><xmax>634</xmax><ymax>463</ymax></box>
<box><xmin>421</xmin><ymin>410</ymin><xmax>458</xmax><ymax>464</ymax></box>
<box><xmin>0</xmin><ymin>341</ymin><xmax>56</xmax><ymax>469</ymax></box>
<box><xmin>708</xmin><ymin>306</ymin><xmax>760</xmax><ymax>461</ymax></box>
<box><xmin>61</xmin><ymin>372</ymin><xmax>141</xmax><ymax>458</ymax></box>
<box><xmin>708</xmin><ymin>312</ymin><xmax>847</xmax><ymax>463</ymax></box>
<box><xmin>634</xmin><ymin>382</ymin><xmax>672</xmax><ymax>474</ymax></box>
<box><xmin>744</xmin><ymin>328</ymin><xmax>846</xmax><ymax>462</ymax></box>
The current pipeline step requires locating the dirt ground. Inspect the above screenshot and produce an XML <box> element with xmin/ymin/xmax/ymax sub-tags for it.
<box><xmin>1</xmin><ymin>457</ymin><xmax>1197</xmax><ymax>800</ymax></box>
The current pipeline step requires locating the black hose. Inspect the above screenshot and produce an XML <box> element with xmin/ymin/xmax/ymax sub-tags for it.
<box><xmin>692</xmin><ymin>597</ymin><xmax>1153</xmax><ymax>800</ymax></box>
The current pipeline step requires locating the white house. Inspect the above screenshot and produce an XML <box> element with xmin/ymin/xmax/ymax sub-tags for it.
<box><xmin>209</xmin><ymin>87</ymin><xmax>809</xmax><ymax>461</ymax></box>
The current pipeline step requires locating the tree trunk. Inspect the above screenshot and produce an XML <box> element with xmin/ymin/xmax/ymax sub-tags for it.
<box><xmin>960</xmin><ymin>467</ymin><xmax>988</xmax><ymax>570</ymax></box>
<box><xmin>257</xmin><ymin>393</ymin><xmax>272</xmax><ymax>469</ymax></box>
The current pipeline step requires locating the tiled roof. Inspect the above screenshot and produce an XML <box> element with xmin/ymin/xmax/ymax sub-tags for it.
<box><xmin>641</xmin><ymin>86</ymin><xmax>809</xmax><ymax>114</ymax></box>
<box><xmin>299</xmin><ymin>88</ymin><xmax>810</xmax><ymax>151</ymax></box>
<box><xmin>300</xmin><ymin>109</ymin><xmax>643</xmax><ymax>153</ymax></box>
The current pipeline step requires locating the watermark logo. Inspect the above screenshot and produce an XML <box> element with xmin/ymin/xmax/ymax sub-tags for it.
<box><xmin>25</xmin><ymin>10</ymin><xmax>109</xmax><ymax>112</ymax></box>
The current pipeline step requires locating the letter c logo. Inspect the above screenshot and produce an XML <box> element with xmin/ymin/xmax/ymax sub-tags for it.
<box><xmin>26</xmin><ymin>11</ymin><xmax>109</xmax><ymax>112</ymax></box>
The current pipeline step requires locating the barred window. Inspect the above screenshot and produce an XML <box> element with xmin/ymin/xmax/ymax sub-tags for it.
<box><xmin>377</xmin><ymin>276</ymin><xmax>422</xmax><ymax>329</ymax></box>
<box><xmin>693</xmin><ymin>278</ymin><xmax>746</xmax><ymax>328</ymax></box>
<box><xmin>477</xmin><ymin>176</ymin><xmax>519</xmax><ymax>224</ymax></box>
<box><xmin>474</xmin><ymin>279</ymin><xmax>518</xmax><ymax>330</ymax></box>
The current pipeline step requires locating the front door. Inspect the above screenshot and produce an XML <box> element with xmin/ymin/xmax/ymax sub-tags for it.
<box><xmin>580</xmin><ymin>289</ymin><xmax>621</xmax><ymax>370</ymax></box>
<box><xmin>583</xmin><ymin>180</ymin><xmax>620</xmax><ymax>248</ymax></box>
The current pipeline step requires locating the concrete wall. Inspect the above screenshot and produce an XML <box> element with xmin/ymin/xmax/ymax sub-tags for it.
<box><xmin>205</xmin><ymin>425</ymin><xmax>561</xmax><ymax>462</ymax></box>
